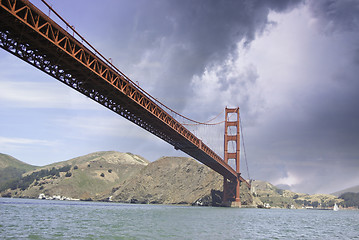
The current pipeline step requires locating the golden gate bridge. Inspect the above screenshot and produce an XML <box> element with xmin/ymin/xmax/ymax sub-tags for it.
<box><xmin>0</xmin><ymin>0</ymin><xmax>250</xmax><ymax>207</ymax></box>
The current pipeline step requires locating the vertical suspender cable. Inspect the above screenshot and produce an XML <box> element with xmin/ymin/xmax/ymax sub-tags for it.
<box><xmin>239</xmin><ymin>113</ymin><xmax>250</xmax><ymax>180</ymax></box>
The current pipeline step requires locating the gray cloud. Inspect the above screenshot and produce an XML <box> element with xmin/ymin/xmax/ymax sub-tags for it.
<box><xmin>103</xmin><ymin>0</ymin><xmax>303</xmax><ymax>111</ymax></box>
<box><xmin>308</xmin><ymin>0</ymin><xmax>359</xmax><ymax>33</ymax></box>
<box><xmin>299</xmin><ymin>0</ymin><xmax>359</xmax><ymax>159</ymax></box>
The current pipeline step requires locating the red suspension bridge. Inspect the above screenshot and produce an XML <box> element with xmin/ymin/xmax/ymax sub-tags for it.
<box><xmin>0</xmin><ymin>0</ymin><xmax>250</xmax><ymax>207</ymax></box>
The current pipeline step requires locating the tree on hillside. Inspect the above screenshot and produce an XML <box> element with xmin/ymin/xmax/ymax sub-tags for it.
<box><xmin>339</xmin><ymin>192</ymin><xmax>359</xmax><ymax>208</ymax></box>
<box><xmin>0</xmin><ymin>165</ymin><xmax>72</xmax><ymax>192</ymax></box>
<box><xmin>312</xmin><ymin>201</ymin><xmax>319</xmax><ymax>208</ymax></box>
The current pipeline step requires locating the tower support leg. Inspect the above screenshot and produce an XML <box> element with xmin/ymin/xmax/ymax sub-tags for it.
<box><xmin>222</xmin><ymin>107</ymin><xmax>242</xmax><ymax>207</ymax></box>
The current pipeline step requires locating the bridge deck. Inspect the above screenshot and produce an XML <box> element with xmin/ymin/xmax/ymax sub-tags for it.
<box><xmin>0</xmin><ymin>0</ymin><xmax>239</xmax><ymax>180</ymax></box>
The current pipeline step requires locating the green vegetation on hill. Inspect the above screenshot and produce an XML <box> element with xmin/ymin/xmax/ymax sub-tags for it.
<box><xmin>0</xmin><ymin>153</ymin><xmax>38</xmax><ymax>191</ymax></box>
<box><xmin>1</xmin><ymin>165</ymin><xmax>71</xmax><ymax>192</ymax></box>
<box><xmin>0</xmin><ymin>153</ymin><xmax>36</xmax><ymax>169</ymax></box>
<box><xmin>339</xmin><ymin>192</ymin><xmax>359</xmax><ymax>208</ymax></box>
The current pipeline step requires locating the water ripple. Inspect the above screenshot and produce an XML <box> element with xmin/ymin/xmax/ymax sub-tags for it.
<box><xmin>0</xmin><ymin>198</ymin><xmax>358</xmax><ymax>239</ymax></box>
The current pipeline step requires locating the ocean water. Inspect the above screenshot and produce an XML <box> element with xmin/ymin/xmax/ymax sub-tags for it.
<box><xmin>0</xmin><ymin>198</ymin><xmax>358</xmax><ymax>239</ymax></box>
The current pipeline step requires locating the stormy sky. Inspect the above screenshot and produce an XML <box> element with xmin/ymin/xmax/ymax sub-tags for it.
<box><xmin>1</xmin><ymin>0</ymin><xmax>358</xmax><ymax>194</ymax></box>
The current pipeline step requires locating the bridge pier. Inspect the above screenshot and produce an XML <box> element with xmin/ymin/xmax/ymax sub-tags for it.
<box><xmin>222</xmin><ymin>177</ymin><xmax>242</xmax><ymax>207</ymax></box>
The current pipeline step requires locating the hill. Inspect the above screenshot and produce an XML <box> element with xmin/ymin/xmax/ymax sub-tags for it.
<box><xmin>1</xmin><ymin>151</ymin><xmax>149</xmax><ymax>200</ymax></box>
<box><xmin>110</xmin><ymin>156</ymin><xmax>254</xmax><ymax>206</ymax></box>
<box><xmin>0</xmin><ymin>153</ymin><xmax>38</xmax><ymax>191</ymax></box>
<box><xmin>338</xmin><ymin>192</ymin><xmax>359</xmax><ymax>208</ymax></box>
<box><xmin>0</xmin><ymin>153</ymin><xmax>255</xmax><ymax>206</ymax></box>
<box><xmin>252</xmin><ymin>180</ymin><xmax>343</xmax><ymax>209</ymax></box>
<box><xmin>1</xmin><ymin>152</ymin><xmax>350</xmax><ymax>208</ymax></box>
<box><xmin>331</xmin><ymin>185</ymin><xmax>359</xmax><ymax>196</ymax></box>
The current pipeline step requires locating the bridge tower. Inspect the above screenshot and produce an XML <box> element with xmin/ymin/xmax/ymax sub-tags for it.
<box><xmin>223</xmin><ymin>107</ymin><xmax>241</xmax><ymax>207</ymax></box>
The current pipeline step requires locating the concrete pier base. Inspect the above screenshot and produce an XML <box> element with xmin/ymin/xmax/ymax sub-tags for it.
<box><xmin>230</xmin><ymin>201</ymin><xmax>242</xmax><ymax>208</ymax></box>
<box><xmin>222</xmin><ymin>201</ymin><xmax>242</xmax><ymax>208</ymax></box>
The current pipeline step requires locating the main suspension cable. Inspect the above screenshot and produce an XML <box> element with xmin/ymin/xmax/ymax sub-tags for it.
<box><xmin>182</xmin><ymin>110</ymin><xmax>225</xmax><ymax>126</ymax></box>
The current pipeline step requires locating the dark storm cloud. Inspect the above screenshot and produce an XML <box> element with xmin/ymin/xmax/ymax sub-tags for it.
<box><xmin>308</xmin><ymin>0</ymin><xmax>359</xmax><ymax>32</ymax></box>
<box><xmin>304</xmin><ymin>0</ymin><xmax>359</xmax><ymax>157</ymax></box>
<box><xmin>110</xmin><ymin>0</ymin><xmax>303</xmax><ymax>111</ymax></box>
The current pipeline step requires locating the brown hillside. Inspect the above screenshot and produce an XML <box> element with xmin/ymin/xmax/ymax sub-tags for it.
<box><xmin>111</xmin><ymin>156</ymin><xmax>253</xmax><ymax>206</ymax></box>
